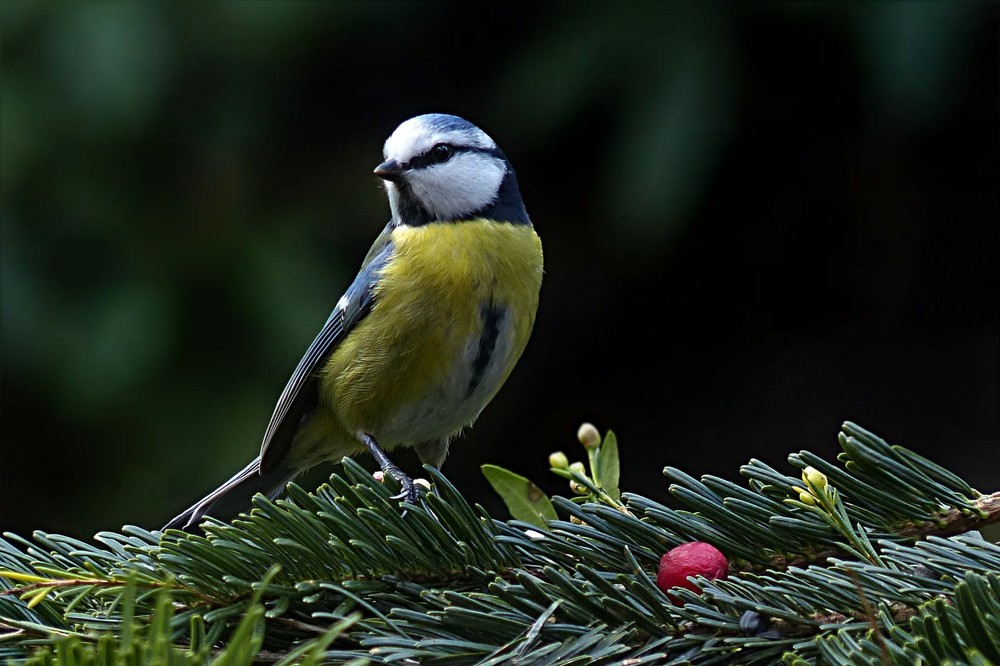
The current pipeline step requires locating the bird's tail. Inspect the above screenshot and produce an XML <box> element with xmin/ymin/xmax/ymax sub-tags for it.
<box><xmin>162</xmin><ymin>457</ymin><xmax>295</xmax><ymax>533</ymax></box>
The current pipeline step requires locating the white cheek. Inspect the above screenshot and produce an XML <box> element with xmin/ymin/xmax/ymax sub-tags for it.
<box><xmin>410</xmin><ymin>155</ymin><xmax>506</xmax><ymax>221</ymax></box>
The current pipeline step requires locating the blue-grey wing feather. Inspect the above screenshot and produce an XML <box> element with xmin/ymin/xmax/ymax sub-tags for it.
<box><xmin>259</xmin><ymin>223</ymin><xmax>395</xmax><ymax>474</ymax></box>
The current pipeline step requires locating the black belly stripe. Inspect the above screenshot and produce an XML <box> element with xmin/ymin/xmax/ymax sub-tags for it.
<box><xmin>467</xmin><ymin>303</ymin><xmax>505</xmax><ymax>398</ymax></box>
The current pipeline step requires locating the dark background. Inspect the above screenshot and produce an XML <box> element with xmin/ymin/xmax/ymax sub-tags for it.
<box><xmin>2</xmin><ymin>3</ymin><xmax>996</xmax><ymax>538</ymax></box>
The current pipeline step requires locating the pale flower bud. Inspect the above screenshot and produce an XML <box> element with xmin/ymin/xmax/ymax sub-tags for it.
<box><xmin>577</xmin><ymin>423</ymin><xmax>601</xmax><ymax>450</ymax></box>
<box><xmin>791</xmin><ymin>485</ymin><xmax>816</xmax><ymax>506</ymax></box>
<box><xmin>803</xmin><ymin>466</ymin><xmax>829</xmax><ymax>492</ymax></box>
<box><xmin>549</xmin><ymin>451</ymin><xmax>570</xmax><ymax>469</ymax></box>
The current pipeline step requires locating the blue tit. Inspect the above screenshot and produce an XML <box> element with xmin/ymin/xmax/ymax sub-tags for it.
<box><xmin>164</xmin><ymin>114</ymin><xmax>543</xmax><ymax>531</ymax></box>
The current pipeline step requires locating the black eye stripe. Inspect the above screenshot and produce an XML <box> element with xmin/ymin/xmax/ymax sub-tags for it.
<box><xmin>405</xmin><ymin>144</ymin><xmax>502</xmax><ymax>170</ymax></box>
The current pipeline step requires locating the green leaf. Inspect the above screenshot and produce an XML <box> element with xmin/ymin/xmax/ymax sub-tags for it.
<box><xmin>482</xmin><ymin>465</ymin><xmax>557</xmax><ymax>528</ymax></box>
<box><xmin>598</xmin><ymin>430</ymin><xmax>621</xmax><ymax>501</ymax></box>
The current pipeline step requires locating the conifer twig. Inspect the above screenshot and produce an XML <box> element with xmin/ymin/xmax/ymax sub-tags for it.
<box><xmin>762</xmin><ymin>490</ymin><xmax>1000</xmax><ymax>571</ymax></box>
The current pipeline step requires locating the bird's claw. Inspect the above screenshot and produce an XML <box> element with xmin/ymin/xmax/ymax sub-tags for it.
<box><xmin>389</xmin><ymin>474</ymin><xmax>420</xmax><ymax>504</ymax></box>
<box><xmin>382</xmin><ymin>463</ymin><xmax>420</xmax><ymax>504</ymax></box>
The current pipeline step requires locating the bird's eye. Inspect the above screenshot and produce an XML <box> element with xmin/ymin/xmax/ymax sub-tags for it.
<box><xmin>431</xmin><ymin>144</ymin><xmax>452</xmax><ymax>163</ymax></box>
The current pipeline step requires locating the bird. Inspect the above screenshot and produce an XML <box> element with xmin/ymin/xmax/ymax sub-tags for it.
<box><xmin>164</xmin><ymin>113</ymin><xmax>544</xmax><ymax>532</ymax></box>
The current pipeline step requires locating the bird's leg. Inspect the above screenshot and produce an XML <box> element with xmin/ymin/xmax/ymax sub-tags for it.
<box><xmin>357</xmin><ymin>432</ymin><xmax>419</xmax><ymax>503</ymax></box>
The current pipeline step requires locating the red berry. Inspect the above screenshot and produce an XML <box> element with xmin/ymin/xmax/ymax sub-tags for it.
<box><xmin>656</xmin><ymin>542</ymin><xmax>729</xmax><ymax>604</ymax></box>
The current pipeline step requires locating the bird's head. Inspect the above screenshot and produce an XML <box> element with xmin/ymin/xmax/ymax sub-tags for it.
<box><xmin>375</xmin><ymin>114</ymin><xmax>526</xmax><ymax>225</ymax></box>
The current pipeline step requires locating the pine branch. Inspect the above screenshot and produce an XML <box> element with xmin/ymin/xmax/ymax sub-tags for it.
<box><xmin>765</xmin><ymin>490</ymin><xmax>1000</xmax><ymax>571</ymax></box>
<box><xmin>1</xmin><ymin>422</ymin><xmax>997</xmax><ymax>664</ymax></box>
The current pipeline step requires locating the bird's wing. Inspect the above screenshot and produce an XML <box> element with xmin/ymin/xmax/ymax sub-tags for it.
<box><xmin>258</xmin><ymin>222</ymin><xmax>396</xmax><ymax>474</ymax></box>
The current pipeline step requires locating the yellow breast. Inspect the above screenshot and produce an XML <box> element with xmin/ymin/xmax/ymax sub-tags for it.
<box><xmin>318</xmin><ymin>219</ymin><xmax>543</xmax><ymax>448</ymax></box>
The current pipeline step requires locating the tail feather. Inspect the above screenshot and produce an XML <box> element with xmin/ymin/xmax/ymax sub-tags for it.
<box><xmin>163</xmin><ymin>457</ymin><xmax>295</xmax><ymax>532</ymax></box>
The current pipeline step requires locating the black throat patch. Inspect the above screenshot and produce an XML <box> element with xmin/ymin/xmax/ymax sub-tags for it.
<box><xmin>391</xmin><ymin>179</ymin><xmax>432</xmax><ymax>227</ymax></box>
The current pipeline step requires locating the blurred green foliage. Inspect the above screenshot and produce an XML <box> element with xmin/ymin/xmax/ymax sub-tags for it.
<box><xmin>1</xmin><ymin>2</ymin><xmax>995</xmax><ymax>536</ymax></box>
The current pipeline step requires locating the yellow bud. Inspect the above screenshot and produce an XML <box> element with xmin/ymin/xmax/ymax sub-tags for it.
<box><xmin>798</xmin><ymin>491</ymin><xmax>816</xmax><ymax>506</ymax></box>
<box><xmin>577</xmin><ymin>423</ymin><xmax>601</xmax><ymax>450</ymax></box>
<box><xmin>569</xmin><ymin>461</ymin><xmax>586</xmax><ymax>475</ymax></box>
<box><xmin>569</xmin><ymin>481</ymin><xmax>588</xmax><ymax>495</ymax></box>
<box><xmin>549</xmin><ymin>451</ymin><xmax>570</xmax><ymax>469</ymax></box>
<box><xmin>803</xmin><ymin>466</ymin><xmax>829</xmax><ymax>491</ymax></box>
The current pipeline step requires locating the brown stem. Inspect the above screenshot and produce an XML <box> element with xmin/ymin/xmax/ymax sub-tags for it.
<box><xmin>758</xmin><ymin>491</ymin><xmax>1000</xmax><ymax>572</ymax></box>
<box><xmin>768</xmin><ymin>605</ymin><xmax>922</xmax><ymax>638</ymax></box>
<box><xmin>0</xmin><ymin>578</ymin><xmax>120</xmax><ymax>597</ymax></box>
<box><xmin>269</xmin><ymin>616</ymin><xmax>329</xmax><ymax>634</ymax></box>
<box><xmin>0</xmin><ymin>576</ymin><xmax>227</xmax><ymax>608</ymax></box>
<box><xmin>897</xmin><ymin>491</ymin><xmax>1000</xmax><ymax>539</ymax></box>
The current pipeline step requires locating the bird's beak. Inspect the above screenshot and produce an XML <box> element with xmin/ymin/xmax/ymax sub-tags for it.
<box><xmin>373</xmin><ymin>159</ymin><xmax>403</xmax><ymax>182</ymax></box>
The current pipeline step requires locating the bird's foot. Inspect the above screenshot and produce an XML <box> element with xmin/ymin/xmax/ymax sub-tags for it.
<box><xmin>385</xmin><ymin>466</ymin><xmax>420</xmax><ymax>504</ymax></box>
<box><xmin>358</xmin><ymin>431</ymin><xmax>421</xmax><ymax>505</ymax></box>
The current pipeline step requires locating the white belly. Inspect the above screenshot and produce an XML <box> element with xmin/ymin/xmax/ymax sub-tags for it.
<box><xmin>377</xmin><ymin>304</ymin><xmax>516</xmax><ymax>445</ymax></box>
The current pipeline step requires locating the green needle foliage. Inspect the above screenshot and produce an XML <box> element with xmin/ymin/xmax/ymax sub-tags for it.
<box><xmin>1</xmin><ymin>423</ymin><xmax>998</xmax><ymax>665</ymax></box>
